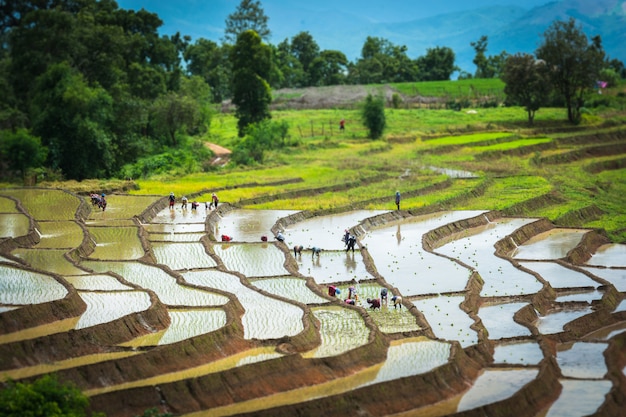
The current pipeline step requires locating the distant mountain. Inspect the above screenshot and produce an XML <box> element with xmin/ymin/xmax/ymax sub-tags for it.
<box><xmin>267</xmin><ymin>0</ymin><xmax>626</xmax><ymax>76</ymax></box>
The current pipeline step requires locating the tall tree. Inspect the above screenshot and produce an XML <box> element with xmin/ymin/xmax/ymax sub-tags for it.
<box><xmin>230</xmin><ymin>30</ymin><xmax>272</xmax><ymax>137</ymax></box>
<box><xmin>501</xmin><ymin>53</ymin><xmax>551</xmax><ymax>125</ymax></box>
<box><xmin>309</xmin><ymin>50</ymin><xmax>348</xmax><ymax>86</ymax></box>
<box><xmin>223</xmin><ymin>0</ymin><xmax>270</xmax><ymax>44</ymax></box>
<box><xmin>290</xmin><ymin>31</ymin><xmax>319</xmax><ymax>75</ymax></box>
<box><xmin>361</xmin><ymin>94</ymin><xmax>386</xmax><ymax>140</ymax></box>
<box><xmin>416</xmin><ymin>46</ymin><xmax>457</xmax><ymax>81</ymax></box>
<box><xmin>184</xmin><ymin>38</ymin><xmax>232</xmax><ymax>102</ymax></box>
<box><xmin>471</xmin><ymin>36</ymin><xmax>508</xmax><ymax>78</ymax></box>
<box><xmin>536</xmin><ymin>18</ymin><xmax>605</xmax><ymax>124</ymax></box>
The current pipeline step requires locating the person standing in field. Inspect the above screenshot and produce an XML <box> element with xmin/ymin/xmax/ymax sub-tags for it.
<box><xmin>169</xmin><ymin>192</ymin><xmax>176</xmax><ymax>209</ymax></box>
<box><xmin>339</xmin><ymin>119</ymin><xmax>345</xmax><ymax>132</ymax></box>
<box><xmin>395</xmin><ymin>190</ymin><xmax>401</xmax><ymax>210</ymax></box>
<box><xmin>211</xmin><ymin>193</ymin><xmax>219</xmax><ymax>209</ymax></box>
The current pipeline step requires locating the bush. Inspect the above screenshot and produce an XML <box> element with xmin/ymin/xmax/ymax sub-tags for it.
<box><xmin>231</xmin><ymin>120</ymin><xmax>291</xmax><ymax>166</ymax></box>
<box><xmin>361</xmin><ymin>94</ymin><xmax>386</xmax><ymax>139</ymax></box>
<box><xmin>0</xmin><ymin>374</ymin><xmax>104</xmax><ymax>417</ymax></box>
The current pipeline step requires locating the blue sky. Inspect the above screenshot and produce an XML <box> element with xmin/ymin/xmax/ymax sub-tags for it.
<box><xmin>115</xmin><ymin>0</ymin><xmax>552</xmax><ymax>44</ymax></box>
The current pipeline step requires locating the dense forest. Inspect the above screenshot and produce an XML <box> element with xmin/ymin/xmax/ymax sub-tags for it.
<box><xmin>0</xmin><ymin>0</ymin><xmax>623</xmax><ymax>182</ymax></box>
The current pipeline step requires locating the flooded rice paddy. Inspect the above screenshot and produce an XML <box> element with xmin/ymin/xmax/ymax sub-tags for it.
<box><xmin>0</xmin><ymin>189</ymin><xmax>625</xmax><ymax>416</ymax></box>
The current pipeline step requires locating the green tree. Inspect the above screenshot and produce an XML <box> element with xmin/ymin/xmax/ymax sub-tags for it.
<box><xmin>0</xmin><ymin>374</ymin><xmax>103</xmax><ymax>417</ymax></box>
<box><xmin>223</xmin><ymin>0</ymin><xmax>270</xmax><ymax>44</ymax></box>
<box><xmin>501</xmin><ymin>53</ymin><xmax>551</xmax><ymax>125</ymax></box>
<box><xmin>471</xmin><ymin>36</ymin><xmax>508</xmax><ymax>78</ymax></box>
<box><xmin>0</xmin><ymin>128</ymin><xmax>48</xmax><ymax>178</ymax></box>
<box><xmin>30</xmin><ymin>62</ymin><xmax>114</xmax><ymax>180</ymax></box>
<box><xmin>184</xmin><ymin>38</ymin><xmax>232</xmax><ymax>102</ymax></box>
<box><xmin>230</xmin><ymin>30</ymin><xmax>272</xmax><ymax>137</ymax></box>
<box><xmin>350</xmin><ymin>37</ymin><xmax>417</xmax><ymax>84</ymax></box>
<box><xmin>309</xmin><ymin>50</ymin><xmax>348</xmax><ymax>86</ymax></box>
<box><xmin>290</xmin><ymin>31</ymin><xmax>320</xmax><ymax>84</ymax></box>
<box><xmin>361</xmin><ymin>94</ymin><xmax>386</xmax><ymax>139</ymax></box>
<box><xmin>270</xmin><ymin>39</ymin><xmax>305</xmax><ymax>88</ymax></box>
<box><xmin>536</xmin><ymin>18</ymin><xmax>605</xmax><ymax>124</ymax></box>
<box><xmin>416</xmin><ymin>46</ymin><xmax>457</xmax><ymax>81</ymax></box>
<box><xmin>150</xmin><ymin>91</ymin><xmax>201</xmax><ymax>147</ymax></box>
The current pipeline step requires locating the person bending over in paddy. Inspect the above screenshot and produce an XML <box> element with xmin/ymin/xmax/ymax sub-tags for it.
<box><xmin>311</xmin><ymin>246</ymin><xmax>321</xmax><ymax>258</ymax></box>
<box><xmin>391</xmin><ymin>295</ymin><xmax>402</xmax><ymax>309</ymax></box>
<box><xmin>367</xmin><ymin>298</ymin><xmax>381</xmax><ymax>310</ymax></box>
<box><xmin>346</xmin><ymin>234</ymin><xmax>357</xmax><ymax>252</ymax></box>
<box><xmin>293</xmin><ymin>245</ymin><xmax>304</xmax><ymax>257</ymax></box>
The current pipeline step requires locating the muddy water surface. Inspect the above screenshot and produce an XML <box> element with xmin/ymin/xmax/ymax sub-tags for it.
<box><xmin>303</xmin><ymin>306</ymin><xmax>370</xmax><ymax>358</ymax></box>
<box><xmin>519</xmin><ymin>261</ymin><xmax>599</xmax><ymax>289</ymax></box>
<box><xmin>151</xmin><ymin>242</ymin><xmax>217</xmax><ymax>270</ymax></box>
<box><xmin>414</xmin><ymin>295</ymin><xmax>477</xmax><ymax>347</ymax></box>
<box><xmin>11</xmin><ymin>248</ymin><xmax>89</xmax><ymax>275</ymax></box>
<box><xmin>580</xmin><ymin>266</ymin><xmax>626</xmax><ymax>291</ymax></box>
<box><xmin>213</xmin><ymin>243</ymin><xmax>289</xmax><ymax>277</ymax></box>
<box><xmin>493</xmin><ymin>341</ymin><xmax>544</xmax><ymax>365</ymax></box>
<box><xmin>478</xmin><ymin>302</ymin><xmax>532</xmax><ymax>339</ymax></box>
<box><xmin>0</xmin><ymin>265</ymin><xmax>68</xmax><ymax>304</ymax></box>
<box><xmin>216</xmin><ymin>209</ymin><xmax>300</xmax><ymax>242</ymax></box>
<box><xmin>34</xmin><ymin>221</ymin><xmax>84</xmax><ymax>248</ymax></box>
<box><xmin>585</xmin><ymin>243</ymin><xmax>626</xmax><ymax>267</ymax></box>
<box><xmin>545</xmin><ymin>380</ymin><xmax>612</xmax><ymax>417</ymax></box>
<box><xmin>0</xmin><ymin>189</ymin><xmax>79</xmax><ymax>220</ymax></box>
<box><xmin>249</xmin><ymin>277</ymin><xmax>328</xmax><ymax>304</ymax></box>
<box><xmin>0</xmin><ymin>213</ymin><xmax>30</xmax><ymax>238</ymax></box>
<box><xmin>362</xmin><ymin>211</ymin><xmax>486</xmax><ymax>296</ymax></box>
<box><xmin>511</xmin><ymin>228</ymin><xmax>588</xmax><ymax>260</ymax></box>
<box><xmin>88</xmin><ymin>227</ymin><xmax>145</xmax><ymax>260</ymax></box>
<box><xmin>296</xmin><ymin>250</ymin><xmax>375</xmax><ymax>284</ymax></box>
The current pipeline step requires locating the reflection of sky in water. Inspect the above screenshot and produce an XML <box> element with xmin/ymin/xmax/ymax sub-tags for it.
<box><xmin>213</xmin><ymin>243</ymin><xmax>289</xmax><ymax>277</ymax></box>
<box><xmin>216</xmin><ymin>209</ymin><xmax>300</xmax><ymax>242</ymax></box>
<box><xmin>143</xmin><ymin>223</ymin><xmax>205</xmax><ymax>234</ymax></box>
<box><xmin>362</xmin><ymin>211</ymin><xmax>486</xmax><ymax>296</ymax></box>
<box><xmin>585</xmin><ymin>243</ymin><xmax>626</xmax><ymax>267</ymax></box>
<box><xmin>479</xmin><ymin>302</ymin><xmax>531</xmax><ymax>339</ymax></box>
<box><xmin>360</xmin><ymin>338</ymin><xmax>451</xmax><ymax>387</ymax></box>
<box><xmin>88</xmin><ymin>195</ymin><xmax>158</xmax><ymax>220</ymax></box>
<box><xmin>75</xmin><ymin>291</ymin><xmax>151</xmax><ymax>329</ymax></box>
<box><xmin>415</xmin><ymin>296</ymin><xmax>477</xmax><ymax>347</ymax></box>
<box><xmin>615</xmin><ymin>299</ymin><xmax>626</xmax><ymax>313</ymax></box>
<box><xmin>284</xmin><ymin>210</ymin><xmax>388</xmax><ymax>251</ymax></box>
<box><xmin>580</xmin><ymin>266</ymin><xmax>626</xmax><ymax>292</ymax></box>
<box><xmin>545</xmin><ymin>380</ymin><xmax>612</xmax><ymax>417</ymax></box>
<box><xmin>156</xmin><ymin>309</ymin><xmax>227</xmax><ymax>345</ymax></box>
<box><xmin>151</xmin><ymin>242</ymin><xmax>217</xmax><ymax>270</ymax></box>
<box><xmin>556</xmin><ymin>290</ymin><xmax>604</xmax><ymax>304</ymax></box>
<box><xmin>0</xmin><ymin>213</ymin><xmax>31</xmax><ymax>238</ymax></box>
<box><xmin>0</xmin><ymin>265</ymin><xmax>68</xmax><ymax>304</ymax></box>
<box><xmin>249</xmin><ymin>277</ymin><xmax>329</xmax><ymax>305</ymax></box>
<box><xmin>519</xmin><ymin>261</ymin><xmax>598</xmax><ymax>289</ymax></box>
<box><xmin>183</xmin><ymin>270</ymin><xmax>304</xmax><ymax>340</ymax></box>
<box><xmin>457</xmin><ymin>369</ymin><xmax>538</xmax><ymax>412</ymax></box>
<box><xmin>305</xmin><ymin>306</ymin><xmax>370</xmax><ymax>358</ymax></box>
<box><xmin>557</xmin><ymin>342</ymin><xmax>607</xmax><ymax>379</ymax></box>
<box><xmin>512</xmin><ymin>229</ymin><xmax>587</xmax><ymax>260</ymax></box>
<box><xmin>83</xmin><ymin>261</ymin><xmax>229</xmax><ymax>307</ymax></box>
<box><xmin>534</xmin><ymin>306</ymin><xmax>594</xmax><ymax>334</ymax></box>
<box><xmin>150</xmin><ymin>207</ymin><xmax>207</xmax><ymax>224</ymax></box>
<box><xmin>436</xmin><ymin>218</ymin><xmax>543</xmax><ymax>297</ymax></box>
<box><xmin>236</xmin><ymin>351</ymin><xmax>283</xmax><ymax>367</ymax></box>
<box><xmin>296</xmin><ymin>250</ymin><xmax>374</xmax><ymax>284</ymax></box>
<box><xmin>148</xmin><ymin>232</ymin><xmax>204</xmax><ymax>242</ymax></box>
<box><xmin>493</xmin><ymin>341</ymin><xmax>544</xmax><ymax>365</ymax></box>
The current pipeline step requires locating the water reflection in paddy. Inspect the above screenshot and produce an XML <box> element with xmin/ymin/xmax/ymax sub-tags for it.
<box><xmin>148</xmin><ymin>232</ymin><xmax>205</xmax><ymax>242</ymax></box>
<box><xmin>303</xmin><ymin>306</ymin><xmax>370</xmax><ymax>358</ymax></box>
<box><xmin>436</xmin><ymin>218</ymin><xmax>543</xmax><ymax>297</ymax></box>
<box><xmin>143</xmin><ymin>223</ymin><xmax>205</xmax><ymax>234</ymax></box>
<box><xmin>585</xmin><ymin>243</ymin><xmax>626</xmax><ymax>267</ymax></box>
<box><xmin>75</xmin><ymin>291</ymin><xmax>152</xmax><ymax>329</ymax></box>
<box><xmin>534</xmin><ymin>306</ymin><xmax>594</xmax><ymax>334</ymax></box>
<box><xmin>0</xmin><ymin>265</ymin><xmax>68</xmax><ymax>304</ymax></box>
<box><xmin>183</xmin><ymin>270</ymin><xmax>304</xmax><ymax>339</ymax></box>
<box><xmin>34</xmin><ymin>221</ymin><xmax>84</xmax><ymax>249</ymax></box>
<box><xmin>216</xmin><ymin>209</ymin><xmax>300</xmax><ymax>242</ymax></box>
<box><xmin>283</xmin><ymin>210</ymin><xmax>389</xmax><ymax>250</ymax></box>
<box><xmin>64</xmin><ymin>274</ymin><xmax>134</xmax><ymax>291</ymax></box>
<box><xmin>87</xmin><ymin>195</ymin><xmax>159</xmax><ymax>220</ymax></box>
<box><xmin>213</xmin><ymin>243</ymin><xmax>289</xmax><ymax>277</ymax></box>
<box><xmin>151</xmin><ymin>207</ymin><xmax>207</xmax><ymax>224</ymax></box>
<box><xmin>519</xmin><ymin>261</ymin><xmax>598</xmax><ymax>289</ymax></box>
<box><xmin>12</xmin><ymin>248</ymin><xmax>89</xmax><ymax>276</ymax></box>
<box><xmin>580</xmin><ymin>266</ymin><xmax>626</xmax><ymax>291</ymax></box>
<box><xmin>249</xmin><ymin>277</ymin><xmax>329</xmax><ymax>304</ymax></box>
<box><xmin>0</xmin><ymin>306</ymin><xmax>19</xmax><ymax>313</ymax></box>
<box><xmin>545</xmin><ymin>380</ymin><xmax>612</xmax><ymax>417</ymax></box>
<box><xmin>296</xmin><ymin>250</ymin><xmax>375</xmax><ymax>284</ymax></box>
<box><xmin>511</xmin><ymin>228</ymin><xmax>587</xmax><ymax>260</ymax></box>
<box><xmin>149</xmin><ymin>309</ymin><xmax>227</xmax><ymax>346</ymax></box>
<box><xmin>360</xmin><ymin>337</ymin><xmax>451</xmax><ymax>387</ymax></box>
<box><xmin>0</xmin><ymin>213</ymin><xmax>30</xmax><ymax>238</ymax></box>
<box><xmin>88</xmin><ymin>227</ymin><xmax>144</xmax><ymax>260</ymax></box>
<box><xmin>493</xmin><ymin>341</ymin><xmax>544</xmax><ymax>365</ymax></box>
<box><xmin>556</xmin><ymin>342</ymin><xmax>607</xmax><ymax>379</ymax></box>
<box><xmin>556</xmin><ymin>290</ymin><xmax>604</xmax><ymax>303</ymax></box>
<box><xmin>151</xmin><ymin>242</ymin><xmax>217</xmax><ymax>270</ymax></box>
<box><xmin>478</xmin><ymin>302</ymin><xmax>531</xmax><ymax>339</ymax></box>
<box><xmin>362</xmin><ymin>211</ymin><xmax>486</xmax><ymax>296</ymax></box>
<box><xmin>456</xmin><ymin>368</ymin><xmax>538</xmax><ymax>412</ymax></box>
<box><xmin>414</xmin><ymin>296</ymin><xmax>477</xmax><ymax>347</ymax></box>
<box><xmin>0</xmin><ymin>189</ymin><xmax>79</xmax><ymax>220</ymax></box>
<box><xmin>0</xmin><ymin>196</ymin><xmax>18</xmax><ymax>212</ymax></box>
<box><xmin>82</xmin><ymin>261</ymin><xmax>229</xmax><ymax>307</ymax></box>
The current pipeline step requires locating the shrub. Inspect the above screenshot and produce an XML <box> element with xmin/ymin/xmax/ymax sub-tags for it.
<box><xmin>361</xmin><ymin>94</ymin><xmax>386</xmax><ymax>139</ymax></box>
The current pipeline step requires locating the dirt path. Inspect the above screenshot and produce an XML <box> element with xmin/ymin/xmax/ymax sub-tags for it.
<box><xmin>205</xmin><ymin>142</ymin><xmax>232</xmax><ymax>166</ymax></box>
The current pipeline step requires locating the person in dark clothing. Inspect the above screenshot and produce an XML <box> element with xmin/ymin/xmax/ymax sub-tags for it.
<box><xmin>380</xmin><ymin>288</ymin><xmax>388</xmax><ymax>305</ymax></box>
<box><xmin>391</xmin><ymin>295</ymin><xmax>403</xmax><ymax>309</ymax></box>
<box><xmin>395</xmin><ymin>191</ymin><xmax>401</xmax><ymax>210</ymax></box>
<box><xmin>312</xmin><ymin>246</ymin><xmax>321</xmax><ymax>258</ymax></box>
<box><xmin>346</xmin><ymin>235</ymin><xmax>357</xmax><ymax>252</ymax></box>
<box><xmin>366</xmin><ymin>298</ymin><xmax>381</xmax><ymax>310</ymax></box>
<box><xmin>169</xmin><ymin>192</ymin><xmax>175</xmax><ymax>209</ymax></box>
<box><xmin>293</xmin><ymin>245</ymin><xmax>304</xmax><ymax>257</ymax></box>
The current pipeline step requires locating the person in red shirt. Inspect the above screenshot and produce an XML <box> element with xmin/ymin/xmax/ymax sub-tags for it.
<box><xmin>366</xmin><ymin>298</ymin><xmax>381</xmax><ymax>310</ymax></box>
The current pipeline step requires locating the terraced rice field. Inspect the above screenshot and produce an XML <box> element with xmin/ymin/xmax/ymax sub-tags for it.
<box><xmin>1</xmin><ymin>129</ymin><xmax>625</xmax><ymax>417</ymax></box>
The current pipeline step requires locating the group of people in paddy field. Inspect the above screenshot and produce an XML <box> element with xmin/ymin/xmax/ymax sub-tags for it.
<box><xmin>168</xmin><ymin>192</ymin><xmax>219</xmax><ymax>211</ymax></box>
